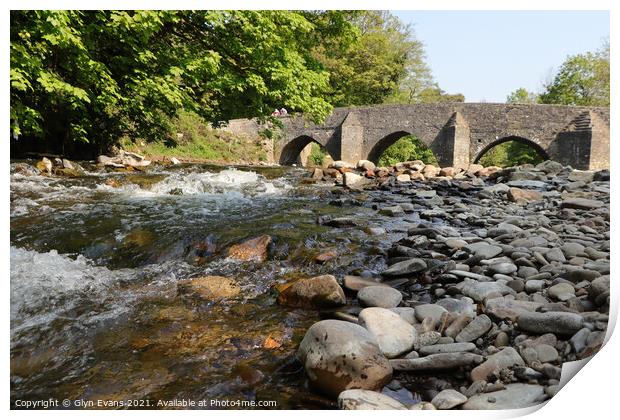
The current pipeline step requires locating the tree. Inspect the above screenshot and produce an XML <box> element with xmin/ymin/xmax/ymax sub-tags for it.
<box><xmin>538</xmin><ymin>41</ymin><xmax>609</xmax><ymax>106</ymax></box>
<box><xmin>311</xmin><ymin>11</ymin><xmax>430</xmax><ymax>106</ymax></box>
<box><xmin>11</xmin><ymin>11</ymin><xmax>351</xmax><ymax>156</ymax></box>
<box><xmin>377</xmin><ymin>135</ymin><xmax>437</xmax><ymax>166</ymax></box>
<box><xmin>506</xmin><ymin>87</ymin><xmax>538</xmax><ymax>104</ymax></box>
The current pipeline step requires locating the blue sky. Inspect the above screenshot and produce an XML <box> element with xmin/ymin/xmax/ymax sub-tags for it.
<box><xmin>393</xmin><ymin>11</ymin><xmax>610</xmax><ymax>103</ymax></box>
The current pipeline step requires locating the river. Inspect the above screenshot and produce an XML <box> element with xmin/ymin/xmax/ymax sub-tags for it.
<box><xmin>10</xmin><ymin>161</ymin><xmax>410</xmax><ymax>409</ymax></box>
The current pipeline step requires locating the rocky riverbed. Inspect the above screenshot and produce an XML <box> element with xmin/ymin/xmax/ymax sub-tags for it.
<box><xmin>10</xmin><ymin>157</ymin><xmax>610</xmax><ymax>410</ymax></box>
<box><xmin>296</xmin><ymin>159</ymin><xmax>610</xmax><ymax>410</ymax></box>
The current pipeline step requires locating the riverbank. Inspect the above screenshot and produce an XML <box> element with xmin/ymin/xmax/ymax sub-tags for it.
<box><xmin>294</xmin><ymin>159</ymin><xmax>610</xmax><ymax>410</ymax></box>
<box><xmin>10</xmin><ymin>158</ymin><xmax>610</xmax><ymax>410</ymax></box>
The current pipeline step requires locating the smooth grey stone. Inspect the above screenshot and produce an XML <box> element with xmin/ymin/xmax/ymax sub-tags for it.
<box><xmin>338</xmin><ymin>390</ymin><xmax>408</xmax><ymax>410</ymax></box>
<box><xmin>431</xmin><ymin>389</ymin><xmax>468</xmax><ymax>409</ymax></box>
<box><xmin>381</xmin><ymin>258</ymin><xmax>427</xmax><ymax>277</ymax></box>
<box><xmin>456</xmin><ymin>315</ymin><xmax>493</xmax><ymax>343</ymax></box>
<box><xmin>391</xmin><ymin>352</ymin><xmax>483</xmax><ymax>371</ymax></box>
<box><xmin>419</xmin><ymin>342</ymin><xmax>476</xmax><ymax>356</ymax></box>
<box><xmin>464</xmin><ymin>242</ymin><xmax>503</xmax><ymax>259</ymax></box>
<box><xmin>359</xmin><ymin>307</ymin><xmax>417</xmax><ymax>358</ymax></box>
<box><xmin>470</xmin><ymin>347</ymin><xmax>525</xmax><ymax>382</ymax></box>
<box><xmin>517</xmin><ymin>311</ymin><xmax>584</xmax><ymax>335</ymax></box>
<box><xmin>462</xmin><ymin>384</ymin><xmax>546</xmax><ymax>410</ymax></box>
<box><xmin>358</xmin><ymin>286</ymin><xmax>402</xmax><ymax>308</ymax></box>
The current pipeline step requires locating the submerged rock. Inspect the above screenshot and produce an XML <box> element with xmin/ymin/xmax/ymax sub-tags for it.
<box><xmin>227</xmin><ymin>235</ymin><xmax>272</xmax><ymax>262</ymax></box>
<box><xmin>177</xmin><ymin>276</ymin><xmax>241</xmax><ymax>300</ymax></box>
<box><xmin>278</xmin><ymin>275</ymin><xmax>346</xmax><ymax>309</ymax></box>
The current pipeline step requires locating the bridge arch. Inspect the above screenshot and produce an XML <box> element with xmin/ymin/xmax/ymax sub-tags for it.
<box><xmin>279</xmin><ymin>135</ymin><xmax>327</xmax><ymax>166</ymax></box>
<box><xmin>473</xmin><ymin>135</ymin><xmax>550</xmax><ymax>165</ymax></box>
<box><xmin>367</xmin><ymin>131</ymin><xmax>414</xmax><ymax>164</ymax></box>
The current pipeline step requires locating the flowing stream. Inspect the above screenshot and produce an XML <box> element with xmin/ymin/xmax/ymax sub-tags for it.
<box><xmin>10</xmin><ymin>161</ymin><xmax>408</xmax><ymax>409</ymax></box>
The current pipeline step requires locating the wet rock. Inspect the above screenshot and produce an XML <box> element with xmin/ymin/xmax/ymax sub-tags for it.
<box><xmin>391</xmin><ymin>352</ymin><xmax>483</xmax><ymax>371</ymax></box>
<box><xmin>462</xmin><ymin>383</ymin><xmax>546</xmax><ymax>409</ymax></box>
<box><xmin>338</xmin><ymin>389</ymin><xmax>407</xmax><ymax>410</ymax></box>
<box><xmin>470</xmin><ymin>347</ymin><xmax>525</xmax><ymax>382</ymax></box>
<box><xmin>358</xmin><ymin>307</ymin><xmax>417</xmax><ymax>358</ymax></box>
<box><xmin>298</xmin><ymin>320</ymin><xmax>393</xmax><ymax>397</ymax></box>
<box><xmin>36</xmin><ymin>157</ymin><xmax>53</xmax><ymax>174</ymax></box>
<box><xmin>315</xmin><ymin>250</ymin><xmax>337</xmax><ymax>263</ymax></box>
<box><xmin>358</xmin><ymin>286</ymin><xmax>402</xmax><ymax>308</ymax></box>
<box><xmin>379</xmin><ymin>205</ymin><xmax>404</xmax><ymax>216</ymax></box>
<box><xmin>278</xmin><ymin>275</ymin><xmax>346</xmax><ymax>309</ymax></box>
<box><xmin>517</xmin><ymin>311</ymin><xmax>584</xmax><ymax>335</ymax></box>
<box><xmin>13</xmin><ymin>163</ymin><xmax>40</xmax><ymax>176</ymax></box>
<box><xmin>177</xmin><ymin>276</ymin><xmax>241</xmax><ymax>300</ymax></box>
<box><xmin>323</xmin><ymin>217</ymin><xmax>358</xmax><ymax>228</ymax></box>
<box><xmin>456</xmin><ymin>315</ymin><xmax>492</xmax><ymax>343</ymax></box>
<box><xmin>431</xmin><ymin>389</ymin><xmax>468</xmax><ymax>409</ymax></box>
<box><xmin>227</xmin><ymin>235</ymin><xmax>271</xmax><ymax>262</ymax></box>
<box><xmin>381</xmin><ymin>258</ymin><xmax>427</xmax><ymax>277</ymax></box>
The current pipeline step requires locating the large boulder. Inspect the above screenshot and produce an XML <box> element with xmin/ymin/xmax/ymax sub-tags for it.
<box><xmin>277</xmin><ymin>275</ymin><xmax>346</xmax><ymax>308</ymax></box>
<box><xmin>298</xmin><ymin>320</ymin><xmax>393</xmax><ymax>397</ymax></box>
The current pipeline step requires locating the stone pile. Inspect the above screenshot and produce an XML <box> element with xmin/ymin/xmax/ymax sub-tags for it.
<box><xmin>297</xmin><ymin>159</ymin><xmax>609</xmax><ymax>410</ymax></box>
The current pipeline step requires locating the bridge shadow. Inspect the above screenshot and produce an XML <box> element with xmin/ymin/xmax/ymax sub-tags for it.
<box><xmin>473</xmin><ymin>135</ymin><xmax>549</xmax><ymax>164</ymax></box>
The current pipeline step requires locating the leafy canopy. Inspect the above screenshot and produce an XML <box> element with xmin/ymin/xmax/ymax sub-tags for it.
<box><xmin>10</xmin><ymin>11</ymin><xmax>348</xmax><ymax>153</ymax></box>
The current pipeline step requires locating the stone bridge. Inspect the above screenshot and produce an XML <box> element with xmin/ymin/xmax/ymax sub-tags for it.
<box><xmin>224</xmin><ymin>103</ymin><xmax>610</xmax><ymax>170</ymax></box>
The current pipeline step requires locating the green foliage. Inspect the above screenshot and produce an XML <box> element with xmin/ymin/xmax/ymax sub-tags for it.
<box><xmin>11</xmin><ymin>11</ymin><xmax>345</xmax><ymax>155</ymax></box>
<box><xmin>377</xmin><ymin>135</ymin><xmax>437</xmax><ymax>167</ymax></box>
<box><xmin>308</xmin><ymin>142</ymin><xmax>328</xmax><ymax>166</ymax></box>
<box><xmin>478</xmin><ymin>140</ymin><xmax>545</xmax><ymax>167</ymax></box>
<box><xmin>506</xmin><ymin>87</ymin><xmax>538</xmax><ymax>104</ymax></box>
<box><xmin>311</xmin><ymin>11</ymin><xmax>432</xmax><ymax>106</ymax></box>
<box><xmin>123</xmin><ymin>111</ymin><xmax>267</xmax><ymax>162</ymax></box>
<box><xmin>538</xmin><ymin>41</ymin><xmax>609</xmax><ymax>106</ymax></box>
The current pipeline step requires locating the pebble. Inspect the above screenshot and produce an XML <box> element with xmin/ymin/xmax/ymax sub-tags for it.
<box><xmin>338</xmin><ymin>390</ymin><xmax>407</xmax><ymax>410</ymax></box>
<box><xmin>456</xmin><ymin>315</ymin><xmax>492</xmax><ymax>343</ymax></box>
<box><xmin>517</xmin><ymin>311</ymin><xmax>584</xmax><ymax>335</ymax></box>
<box><xmin>419</xmin><ymin>342</ymin><xmax>476</xmax><ymax>356</ymax></box>
<box><xmin>462</xmin><ymin>384</ymin><xmax>546</xmax><ymax>409</ymax></box>
<box><xmin>470</xmin><ymin>347</ymin><xmax>525</xmax><ymax>382</ymax></box>
<box><xmin>381</xmin><ymin>258</ymin><xmax>427</xmax><ymax>277</ymax></box>
<box><xmin>431</xmin><ymin>389</ymin><xmax>468</xmax><ymax>409</ymax></box>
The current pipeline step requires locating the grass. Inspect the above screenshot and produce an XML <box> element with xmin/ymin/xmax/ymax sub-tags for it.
<box><xmin>122</xmin><ymin>111</ymin><xmax>269</xmax><ymax>163</ymax></box>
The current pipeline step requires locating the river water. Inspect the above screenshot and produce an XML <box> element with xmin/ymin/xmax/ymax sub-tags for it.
<box><xmin>10</xmin><ymin>161</ymin><xmax>408</xmax><ymax>409</ymax></box>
